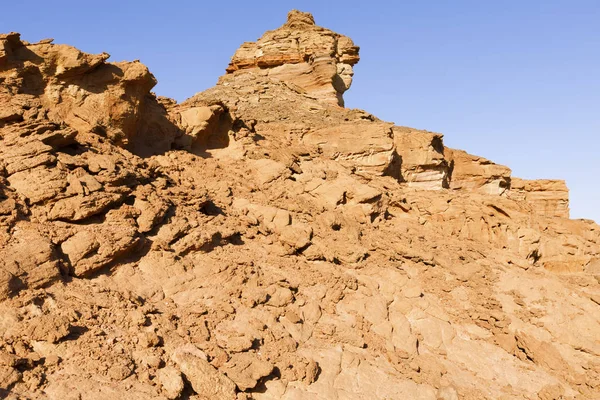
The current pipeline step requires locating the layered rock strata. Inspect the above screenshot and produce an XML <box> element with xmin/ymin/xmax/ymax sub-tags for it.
<box><xmin>509</xmin><ymin>178</ymin><xmax>570</xmax><ymax>218</ymax></box>
<box><xmin>225</xmin><ymin>10</ymin><xmax>360</xmax><ymax>106</ymax></box>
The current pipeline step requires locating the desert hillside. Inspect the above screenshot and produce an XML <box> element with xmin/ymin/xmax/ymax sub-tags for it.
<box><xmin>1</xmin><ymin>10</ymin><xmax>599</xmax><ymax>400</ymax></box>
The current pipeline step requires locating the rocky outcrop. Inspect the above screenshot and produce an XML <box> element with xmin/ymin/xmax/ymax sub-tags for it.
<box><xmin>0</xmin><ymin>32</ymin><xmax>180</xmax><ymax>157</ymax></box>
<box><xmin>509</xmin><ymin>178</ymin><xmax>570</xmax><ymax>218</ymax></box>
<box><xmin>225</xmin><ymin>10</ymin><xmax>360</xmax><ymax>106</ymax></box>
<box><xmin>0</xmin><ymin>10</ymin><xmax>599</xmax><ymax>400</ymax></box>
<box><xmin>446</xmin><ymin>148</ymin><xmax>512</xmax><ymax>195</ymax></box>
<box><xmin>393</xmin><ymin>126</ymin><xmax>449</xmax><ymax>189</ymax></box>
<box><xmin>302</xmin><ymin>122</ymin><xmax>395</xmax><ymax>177</ymax></box>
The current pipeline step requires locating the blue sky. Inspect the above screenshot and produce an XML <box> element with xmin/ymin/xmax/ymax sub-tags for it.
<box><xmin>2</xmin><ymin>1</ymin><xmax>599</xmax><ymax>221</ymax></box>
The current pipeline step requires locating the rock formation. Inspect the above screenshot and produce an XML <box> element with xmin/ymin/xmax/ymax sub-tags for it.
<box><xmin>225</xmin><ymin>10</ymin><xmax>359</xmax><ymax>106</ymax></box>
<box><xmin>509</xmin><ymin>178</ymin><xmax>570</xmax><ymax>219</ymax></box>
<box><xmin>1</xmin><ymin>11</ymin><xmax>599</xmax><ymax>400</ymax></box>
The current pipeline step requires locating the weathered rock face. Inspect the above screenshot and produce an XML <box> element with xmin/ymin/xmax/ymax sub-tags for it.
<box><xmin>1</xmin><ymin>10</ymin><xmax>599</xmax><ymax>400</ymax></box>
<box><xmin>393</xmin><ymin>126</ymin><xmax>449</xmax><ymax>189</ymax></box>
<box><xmin>443</xmin><ymin>148</ymin><xmax>570</xmax><ymax>218</ymax></box>
<box><xmin>509</xmin><ymin>178</ymin><xmax>570</xmax><ymax>218</ymax></box>
<box><xmin>0</xmin><ymin>32</ymin><xmax>180</xmax><ymax>157</ymax></box>
<box><xmin>225</xmin><ymin>10</ymin><xmax>360</xmax><ymax>106</ymax></box>
<box><xmin>302</xmin><ymin>122</ymin><xmax>395</xmax><ymax>177</ymax></box>
<box><xmin>446</xmin><ymin>148</ymin><xmax>512</xmax><ymax>195</ymax></box>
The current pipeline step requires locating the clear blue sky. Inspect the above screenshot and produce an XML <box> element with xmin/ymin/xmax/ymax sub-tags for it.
<box><xmin>2</xmin><ymin>1</ymin><xmax>599</xmax><ymax>222</ymax></box>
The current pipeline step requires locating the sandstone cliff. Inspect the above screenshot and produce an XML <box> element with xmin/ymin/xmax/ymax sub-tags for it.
<box><xmin>1</xmin><ymin>11</ymin><xmax>599</xmax><ymax>400</ymax></box>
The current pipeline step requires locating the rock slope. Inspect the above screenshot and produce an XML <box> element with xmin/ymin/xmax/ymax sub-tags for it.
<box><xmin>1</xmin><ymin>10</ymin><xmax>599</xmax><ymax>400</ymax></box>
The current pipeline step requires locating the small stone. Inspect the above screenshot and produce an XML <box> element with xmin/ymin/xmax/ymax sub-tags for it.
<box><xmin>171</xmin><ymin>346</ymin><xmax>236</xmax><ymax>400</ymax></box>
<box><xmin>285</xmin><ymin>310</ymin><xmax>302</xmax><ymax>324</ymax></box>
<box><xmin>139</xmin><ymin>331</ymin><xmax>161</xmax><ymax>348</ymax></box>
<box><xmin>409</xmin><ymin>360</ymin><xmax>420</xmax><ymax>372</ymax></box>
<box><xmin>44</xmin><ymin>355</ymin><xmax>61</xmax><ymax>366</ymax></box>
<box><xmin>222</xmin><ymin>353</ymin><xmax>274</xmax><ymax>391</ymax></box>
<box><xmin>157</xmin><ymin>366</ymin><xmax>184</xmax><ymax>400</ymax></box>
